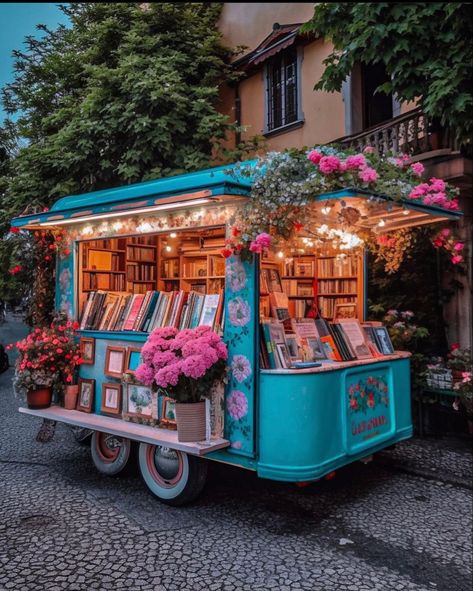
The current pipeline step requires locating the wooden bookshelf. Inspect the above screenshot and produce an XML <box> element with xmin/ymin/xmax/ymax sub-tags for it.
<box><xmin>260</xmin><ymin>252</ymin><xmax>364</xmax><ymax>321</ymax></box>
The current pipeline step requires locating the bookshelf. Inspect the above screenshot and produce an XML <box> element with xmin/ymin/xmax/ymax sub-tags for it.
<box><xmin>78</xmin><ymin>228</ymin><xmax>226</xmax><ymax>327</ymax></box>
<box><xmin>261</xmin><ymin>252</ymin><xmax>364</xmax><ymax>321</ymax></box>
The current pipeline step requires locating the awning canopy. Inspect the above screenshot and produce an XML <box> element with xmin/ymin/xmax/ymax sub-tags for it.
<box><xmin>11</xmin><ymin>164</ymin><xmax>462</xmax><ymax>231</ymax></box>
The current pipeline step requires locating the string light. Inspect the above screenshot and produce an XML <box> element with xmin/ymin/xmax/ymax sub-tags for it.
<box><xmin>80</xmin><ymin>225</ymin><xmax>93</xmax><ymax>235</ymax></box>
<box><xmin>321</xmin><ymin>205</ymin><xmax>332</xmax><ymax>215</ymax></box>
<box><xmin>112</xmin><ymin>222</ymin><xmax>123</xmax><ymax>231</ymax></box>
<box><xmin>137</xmin><ymin>222</ymin><xmax>153</xmax><ymax>233</ymax></box>
<box><xmin>378</xmin><ymin>219</ymin><xmax>386</xmax><ymax>227</ymax></box>
<box><xmin>277</xmin><ymin>251</ymin><xmax>284</xmax><ymax>258</ymax></box>
<box><xmin>403</xmin><ymin>209</ymin><xmax>409</xmax><ymax>216</ymax></box>
<box><xmin>170</xmin><ymin>232</ymin><xmax>177</xmax><ymax>238</ymax></box>
<box><xmin>165</xmin><ymin>245</ymin><xmax>172</xmax><ymax>252</ymax></box>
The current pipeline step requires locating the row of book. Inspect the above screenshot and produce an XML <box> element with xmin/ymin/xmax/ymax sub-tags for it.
<box><xmin>83</xmin><ymin>272</ymin><xmax>126</xmax><ymax>291</ymax></box>
<box><xmin>79</xmin><ymin>289</ymin><xmax>223</xmax><ymax>333</ymax></box>
<box><xmin>281</xmin><ymin>280</ymin><xmax>313</xmax><ymax>297</ymax></box>
<box><xmin>317</xmin><ymin>256</ymin><xmax>357</xmax><ymax>277</ymax></box>
<box><xmin>259</xmin><ymin>318</ymin><xmax>395</xmax><ymax>369</ymax></box>
<box><xmin>127</xmin><ymin>264</ymin><xmax>156</xmax><ymax>282</ymax></box>
<box><xmin>318</xmin><ymin>296</ymin><xmax>356</xmax><ymax>319</ymax></box>
<box><xmin>126</xmin><ymin>246</ymin><xmax>156</xmax><ymax>262</ymax></box>
<box><xmin>318</xmin><ymin>279</ymin><xmax>357</xmax><ymax>294</ymax></box>
<box><xmin>283</xmin><ymin>258</ymin><xmax>315</xmax><ymax>277</ymax></box>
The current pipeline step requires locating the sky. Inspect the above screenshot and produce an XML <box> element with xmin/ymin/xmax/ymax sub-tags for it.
<box><xmin>0</xmin><ymin>3</ymin><xmax>69</xmax><ymax>122</ymax></box>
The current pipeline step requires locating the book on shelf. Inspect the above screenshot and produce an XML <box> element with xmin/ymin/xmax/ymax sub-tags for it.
<box><xmin>123</xmin><ymin>294</ymin><xmax>146</xmax><ymax>330</ymax></box>
<box><xmin>260</xmin><ymin>320</ymin><xmax>291</xmax><ymax>369</ymax></box>
<box><xmin>199</xmin><ymin>294</ymin><xmax>221</xmax><ymax>329</ymax></box>
<box><xmin>336</xmin><ymin>319</ymin><xmax>372</xmax><ymax>359</ymax></box>
<box><xmin>269</xmin><ymin>292</ymin><xmax>290</xmax><ymax>322</ymax></box>
<box><xmin>317</xmin><ymin>256</ymin><xmax>358</xmax><ymax>277</ymax></box>
<box><xmin>320</xmin><ymin>335</ymin><xmax>343</xmax><ymax>362</ymax></box>
<box><xmin>261</xmin><ymin>268</ymin><xmax>283</xmax><ymax>293</ymax></box>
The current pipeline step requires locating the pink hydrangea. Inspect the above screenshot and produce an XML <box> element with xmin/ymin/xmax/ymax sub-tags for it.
<box><xmin>155</xmin><ymin>362</ymin><xmax>182</xmax><ymax>388</ymax></box>
<box><xmin>345</xmin><ymin>154</ymin><xmax>366</xmax><ymax>170</ymax></box>
<box><xmin>409</xmin><ymin>183</ymin><xmax>430</xmax><ymax>199</ymax></box>
<box><xmin>319</xmin><ymin>155</ymin><xmax>341</xmax><ymax>174</ymax></box>
<box><xmin>307</xmin><ymin>150</ymin><xmax>322</xmax><ymax>164</ymax></box>
<box><xmin>181</xmin><ymin>355</ymin><xmax>208</xmax><ymax>380</ymax></box>
<box><xmin>255</xmin><ymin>232</ymin><xmax>272</xmax><ymax>249</ymax></box>
<box><xmin>231</xmin><ymin>354</ymin><xmax>252</xmax><ymax>383</ymax></box>
<box><xmin>226</xmin><ymin>390</ymin><xmax>248</xmax><ymax>420</ymax></box>
<box><xmin>451</xmin><ymin>255</ymin><xmax>463</xmax><ymax>265</ymax></box>
<box><xmin>152</xmin><ymin>350</ymin><xmax>178</xmax><ymax>369</ymax></box>
<box><xmin>358</xmin><ymin>167</ymin><xmax>378</xmax><ymax>183</ymax></box>
<box><xmin>135</xmin><ymin>364</ymin><xmax>155</xmax><ymax>386</ymax></box>
<box><xmin>430</xmin><ymin>178</ymin><xmax>446</xmax><ymax>192</ymax></box>
<box><xmin>363</xmin><ymin>146</ymin><xmax>375</xmax><ymax>154</ymax></box>
<box><xmin>411</xmin><ymin>162</ymin><xmax>425</xmax><ymax>176</ymax></box>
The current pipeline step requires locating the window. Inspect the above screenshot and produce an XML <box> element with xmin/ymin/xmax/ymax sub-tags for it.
<box><xmin>265</xmin><ymin>49</ymin><xmax>301</xmax><ymax>133</ymax></box>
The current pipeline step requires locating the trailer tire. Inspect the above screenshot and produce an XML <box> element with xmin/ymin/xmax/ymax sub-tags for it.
<box><xmin>91</xmin><ymin>431</ymin><xmax>133</xmax><ymax>476</ymax></box>
<box><xmin>138</xmin><ymin>443</ymin><xmax>207</xmax><ymax>506</ymax></box>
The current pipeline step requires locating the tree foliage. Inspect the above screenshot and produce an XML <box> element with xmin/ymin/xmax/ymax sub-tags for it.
<box><xmin>0</xmin><ymin>2</ymin><xmax>234</xmax><ymax>231</ymax></box>
<box><xmin>302</xmin><ymin>3</ymin><xmax>473</xmax><ymax>146</ymax></box>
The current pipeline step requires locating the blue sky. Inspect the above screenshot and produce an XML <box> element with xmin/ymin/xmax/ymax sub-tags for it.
<box><xmin>0</xmin><ymin>3</ymin><xmax>69</xmax><ymax>121</ymax></box>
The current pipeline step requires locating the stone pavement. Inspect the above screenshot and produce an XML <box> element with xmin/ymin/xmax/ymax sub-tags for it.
<box><xmin>0</xmin><ymin>316</ymin><xmax>472</xmax><ymax>591</ymax></box>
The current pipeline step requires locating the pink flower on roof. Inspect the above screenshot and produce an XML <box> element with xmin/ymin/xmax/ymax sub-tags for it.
<box><xmin>319</xmin><ymin>155</ymin><xmax>341</xmax><ymax>174</ymax></box>
<box><xmin>345</xmin><ymin>154</ymin><xmax>366</xmax><ymax>170</ymax></box>
<box><xmin>451</xmin><ymin>255</ymin><xmax>463</xmax><ymax>265</ymax></box>
<box><xmin>359</xmin><ymin>167</ymin><xmax>378</xmax><ymax>183</ymax></box>
<box><xmin>307</xmin><ymin>150</ymin><xmax>322</xmax><ymax>164</ymax></box>
<box><xmin>409</xmin><ymin>183</ymin><xmax>430</xmax><ymax>199</ymax></box>
<box><xmin>411</xmin><ymin>162</ymin><xmax>425</xmax><ymax>177</ymax></box>
<box><xmin>363</xmin><ymin>146</ymin><xmax>375</xmax><ymax>154</ymax></box>
<box><xmin>430</xmin><ymin>178</ymin><xmax>446</xmax><ymax>192</ymax></box>
<box><xmin>255</xmin><ymin>232</ymin><xmax>271</xmax><ymax>249</ymax></box>
<box><xmin>227</xmin><ymin>390</ymin><xmax>248</xmax><ymax>420</ymax></box>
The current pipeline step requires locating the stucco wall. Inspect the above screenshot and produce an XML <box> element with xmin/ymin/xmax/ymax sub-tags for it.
<box><xmin>219</xmin><ymin>3</ymin><xmax>315</xmax><ymax>58</ymax></box>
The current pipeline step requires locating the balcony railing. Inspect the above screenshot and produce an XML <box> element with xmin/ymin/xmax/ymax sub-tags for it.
<box><xmin>334</xmin><ymin>107</ymin><xmax>455</xmax><ymax>156</ymax></box>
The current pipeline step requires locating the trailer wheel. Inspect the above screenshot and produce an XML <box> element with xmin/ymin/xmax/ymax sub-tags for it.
<box><xmin>91</xmin><ymin>431</ymin><xmax>133</xmax><ymax>476</ymax></box>
<box><xmin>138</xmin><ymin>443</ymin><xmax>207</xmax><ymax>506</ymax></box>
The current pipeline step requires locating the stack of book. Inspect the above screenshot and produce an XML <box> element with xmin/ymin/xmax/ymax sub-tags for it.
<box><xmin>79</xmin><ymin>290</ymin><xmax>223</xmax><ymax>333</ymax></box>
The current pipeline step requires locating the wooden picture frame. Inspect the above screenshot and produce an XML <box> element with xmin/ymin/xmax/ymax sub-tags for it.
<box><xmin>160</xmin><ymin>396</ymin><xmax>177</xmax><ymax>429</ymax></box>
<box><xmin>373</xmin><ymin>326</ymin><xmax>395</xmax><ymax>355</ymax></box>
<box><xmin>101</xmin><ymin>383</ymin><xmax>122</xmax><ymax>416</ymax></box>
<box><xmin>76</xmin><ymin>378</ymin><xmax>95</xmax><ymax>413</ymax></box>
<box><xmin>334</xmin><ymin>303</ymin><xmax>357</xmax><ymax>320</ymax></box>
<box><xmin>123</xmin><ymin>383</ymin><xmax>155</xmax><ymax>419</ymax></box>
<box><xmin>125</xmin><ymin>347</ymin><xmax>142</xmax><ymax>375</ymax></box>
<box><xmin>79</xmin><ymin>337</ymin><xmax>95</xmax><ymax>365</ymax></box>
<box><xmin>104</xmin><ymin>346</ymin><xmax>126</xmax><ymax>378</ymax></box>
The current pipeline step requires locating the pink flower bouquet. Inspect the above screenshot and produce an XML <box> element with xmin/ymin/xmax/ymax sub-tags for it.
<box><xmin>135</xmin><ymin>326</ymin><xmax>228</xmax><ymax>403</ymax></box>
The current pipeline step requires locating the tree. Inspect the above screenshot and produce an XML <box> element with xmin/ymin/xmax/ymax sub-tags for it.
<box><xmin>302</xmin><ymin>3</ymin><xmax>473</xmax><ymax>146</ymax></box>
<box><xmin>0</xmin><ymin>2</ymin><xmax>234</xmax><ymax>230</ymax></box>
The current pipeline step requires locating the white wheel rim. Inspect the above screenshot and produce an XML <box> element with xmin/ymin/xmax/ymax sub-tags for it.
<box><xmin>139</xmin><ymin>443</ymin><xmax>189</xmax><ymax>499</ymax></box>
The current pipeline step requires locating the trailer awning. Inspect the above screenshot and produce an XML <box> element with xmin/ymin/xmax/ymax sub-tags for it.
<box><xmin>11</xmin><ymin>165</ymin><xmax>462</xmax><ymax>231</ymax></box>
<box><xmin>10</xmin><ymin>163</ymin><xmax>253</xmax><ymax>230</ymax></box>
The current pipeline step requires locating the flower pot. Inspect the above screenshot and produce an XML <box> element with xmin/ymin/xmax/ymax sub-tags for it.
<box><xmin>63</xmin><ymin>385</ymin><xmax>79</xmax><ymax>410</ymax></box>
<box><xmin>26</xmin><ymin>386</ymin><xmax>52</xmax><ymax>410</ymax></box>
<box><xmin>175</xmin><ymin>401</ymin><xmax>206</xmax><ymax>442</ymax></box>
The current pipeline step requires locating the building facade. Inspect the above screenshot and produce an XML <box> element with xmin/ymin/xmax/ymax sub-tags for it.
<box><xmin>217</xmin><ymin>3</ymin><xmax>472</xmax><ymax>348</ymax></box>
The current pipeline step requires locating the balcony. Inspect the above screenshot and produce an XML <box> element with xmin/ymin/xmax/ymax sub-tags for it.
<box><xmin>334</xmin><ymin>107</ymin><xmax>457</xmax><ymax>157</ymax></box>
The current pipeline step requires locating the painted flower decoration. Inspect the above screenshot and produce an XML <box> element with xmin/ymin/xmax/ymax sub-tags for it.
<box><xmin>226</xmin><ymin>390</ymin><xmax>248</xmax><ymax>420</ymax></box>
<box><xmin>228</xmin><ymin>297</ymin><xmax>251</xmax><ymax>327</ymax></box>
<box><xmin>231</xmin><ymin>354</ymin><xmax>252</xmax><ymax>383</ymax></box>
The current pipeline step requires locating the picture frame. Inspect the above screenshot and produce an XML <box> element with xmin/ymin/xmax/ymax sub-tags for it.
<box><xmin>160</xmin><ymin>396</ymin><xmax>177</xmax><ymax>429</ymax></box>
<box><xmin>276</xmin><ymin>343</ymin><xmax>291</xmax><ymax>369</ymax></box>
<box><xmin>305</xmin><ymin>336</ymin><xmax>327</xmax><ymax>360</ymax></box>
<box><xmin>373</xmin><ymin>326</ymin><xmax>395</xmax><ymax>355</ymax></box>
<box><xmin>337</xmin><ymin>319</ymin><xmax>372</xmax><ymax>359</ymax></box>
<box><xmin>334</xmin><ymin>303</ymin><xmax>358</xmax><ymax>320</ymax></box>
<box><xmin>76</xmin><ymin>378</ymin><xmax>95</xmax><ymax>413</ymax></box>
<box><xmin>101</xmin><ymin>383</ymin><xmax>122</xmax><ymax>416</ymax></box>
<box><xmin>123</xmin><ymin>383</ymin><xmax>155</xmax><ymax>420</ymax></box>
<box><xmin>79</xmin><ymin>337</ymin><xmax>95</xmax><ymax>365</ymax></box>
<box><xmin>285</xmin><ymin>335</ymin><xmax>301</xmax><ymax>361</ymax></box>
<box><xmin>125</xmin><ymin>347</ymin><xmax>142</xmax><ymax>375</ymax></box>
<box><xmin>104</xmin><ymin>346</ymin><xmax>126</xmax><ymax>378</ymax></box>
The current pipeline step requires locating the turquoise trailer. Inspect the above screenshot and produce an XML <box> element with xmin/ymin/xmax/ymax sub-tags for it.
<box><xmin>12</xmin><ymin>162</ymin><xmax>461</xmax><ymax>505</ymax></box>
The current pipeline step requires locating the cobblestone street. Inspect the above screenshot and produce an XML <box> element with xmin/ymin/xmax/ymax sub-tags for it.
<box><xmin>0</xmin><ymin>317</ymin><xmax>472</xmax><ymax>591</ymax></box>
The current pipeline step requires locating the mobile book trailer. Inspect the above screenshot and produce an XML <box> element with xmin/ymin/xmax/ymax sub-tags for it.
<box><xmin>11</xmin><ymin>162</ymin><xmax>462</xmax><ymax>505</ymax></box>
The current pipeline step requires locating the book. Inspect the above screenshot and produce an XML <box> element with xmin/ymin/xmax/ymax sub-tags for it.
<box><xmin>199</xmin><ymin>294</ymin><xmax>221</xmax><ymax>328</ymax></box>
<box><xmin>329</xmin><ymin>323</ymin><xmax>355</xmax><ymax>361</ymax></box>
<box><xmin>123</xmin><ymin>295</ymin><xmax>145</xmax><ymax>331</ymax></box>
<box><xmin>336</xmin><ymin>319</ymin><xmax>372</xmax><ymax>359</ymax></box>
<box><xmin>269</xmin><ymin>292</ymin><xmax>290</xmax><ymax>322</ymax></box>
<box><xmin>320</xmin><ymin>335</ymin><xmax>343</xmax><ymax>362</ymax></box>
<box><xmin>261</xmin><ymin>322</ymin><xmax>277</xmax><ymax>369</ymax></box>
<box><xmin>372</xmin><ymin>326</ymin><xmax>395</xmax><ymax>355</ymax></box>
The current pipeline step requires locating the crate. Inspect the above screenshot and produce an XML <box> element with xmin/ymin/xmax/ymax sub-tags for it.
<box><xmin>425</xmin><ymin>368</ymin><xmax>453</xmax><ymax>390</ymax></box>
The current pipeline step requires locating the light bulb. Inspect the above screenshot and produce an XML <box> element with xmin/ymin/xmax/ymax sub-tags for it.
<box><xmin>165</xmin><ymin>245</ymin><xmax>172</xmax><ymax>252</ymax></box>
<box><xmin>81</xmin><ymin>225</ymin><xmax>93</xmax><ymax>235</ymax></box>
<box><xmin>403</xmin><ymin>209</ymin><xmax>409</xmax><ymax>216</ymax></box>
<box><xmin>321</xmin><ymin>206</ymin><xmax>332</xmax><ymax>215</ymax></box>
<box><xmin>112</xmin><ymin>222</ymin><xmax>123</xmax><ymax>231</ymax></box>
<box><xmin>378</xmin><ymin>219</ymin><xmax>386</xmax><ymax>227</ymax></box>
<box><xmin>277</xmin><ymin>251</ymin><xmax>284</xmax><ymax>258</ymax></box>
<box><xmin>170</xmin><ymin>232</ymin><xmax>177</xmax><ymax>238</ymax></box>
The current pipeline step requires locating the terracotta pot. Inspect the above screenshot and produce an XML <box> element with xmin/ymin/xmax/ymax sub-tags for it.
<box><xmin>26</xmin><ymin>386</ymin><xmax>52</xmax><ymax>410</ymax></box>
<box><xmin>175</xmin><ymin>401</ymin><xmax>206</xmax><ymax>442</ymax></box>
<box><xmin>63</xmin><ymin>385</ymin><xmax>79</xmax><ymax>410</ymax></box>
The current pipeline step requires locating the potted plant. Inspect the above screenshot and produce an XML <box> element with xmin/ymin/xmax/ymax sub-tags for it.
<box><xmin>447</xmin><ymin>346</ymin><xmax>473</xmax><ymax>434</ymax></box>
<box><xmin>447</xmin><ymin>345</ymin><xmax>472</xmax><ymax>382</ymax></box>
<box><xmin>10</xmin><ymin>315</ymin><xmax>83</xmax><ymax>409</ymax></box>
<box><xmin>135</xmin><ymin>326</ymin><xmax>228</xmax><ymax>442</ymax></box>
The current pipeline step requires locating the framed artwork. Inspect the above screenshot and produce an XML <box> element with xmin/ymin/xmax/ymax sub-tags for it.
<box><xmin>104</xmin><ymin>346</ymin><xmax>126</xmax><ymax>378</ymax></box>
<box><xmin>123</xmin><ymin>383</ymin><xmax>154</xmax><ymax>419</ymax></box>
<box><xmin>285</xmin><ymin>335</ymin><xmax>301</xmax><ymax>361</ymax></box>
<box><xmin>79</xmin><ymin>337</ymin><xmax>95</xmax><ymax>365</ymax></box>
<box><xmin>101</xmin><ymin>383</ymin><xmax>122</xmax><ymax>416</ymax></box>
<box><xmin>305</xmin><ymin>337</ymin><xmax>327</xmax><ymax>360</ymax></box>
<box><xmin>334</xmin><ymin>303</ymin><xmax>357</xmax><ymax>320</ymax></box>
<box><xmin>276</xmin><ymin>343</ymin><xmax>291</xmax><ymax>369</ymax></box>
<box><xmin>160</xmin><ymin>396</ymin><xmax>177</xmax><ymax>429</ymax></box>
<box><xmin>373</xmin><ymin>327</ymin><xmax>395</xmax><ymax>355</ymax></box>
<box><xmin>76</xmin><ymin>378</ymin><xmax>95</xmax><ymax>413</ymax></box>
<box><xmin>337</xmin><ymin>319</ymin><xmax>372</xmax><ymax>360</ymax></box>
<box><xmin>125</xmin><ymin>347</ymin><xmax>142</xmax><ymax>375</ymax></box>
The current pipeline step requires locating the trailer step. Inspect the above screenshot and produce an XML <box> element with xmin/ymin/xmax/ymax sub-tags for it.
<box><xmin>19</xmin><ymin>406</ymin><xmax>229</xmax><ymax>456</ymax></box>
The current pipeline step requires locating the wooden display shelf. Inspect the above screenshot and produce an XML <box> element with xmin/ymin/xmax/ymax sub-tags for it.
<box><xmin>88</xmin><ymin>248</ymin><xmax>126</xmax><ymax>253</ymax></box>
<box><xmin>83</xmin><ymin>269</ymin><xmax>125</xmax><ymax>273</ymax></box>
<box><xmin>19</xmin><ymin>406</ymin><xmax>229</xmax><ymax>456</ymax></box>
